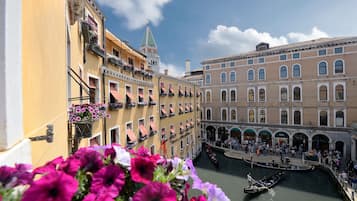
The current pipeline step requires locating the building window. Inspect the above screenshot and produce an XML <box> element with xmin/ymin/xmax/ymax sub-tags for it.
<box><xmin>230</xmin><ymin>71</ymin><xmax>236</xmax><ymax>82</ymax></box>
<box><xmin>206</xmin><ymin>109</ymin><xmax>211</xmax><ymax>120</ymax></box>
<box><xmin>205</xmin><ymin>65</ymin><xmax>210</xmax><ymax>70</ymax></box>
<box><xmin>334</xmin><ymin>60</ymin><xmax>344</xmax><ymax>74</ymax></box>
<box><xmin>221</xmin><ymin>72</ymin><xmax>227</xmax><ymax>83</ymax></box>
<box><xmin>221</xmin><ymin>109</ymin><xmax>227</xmax><ymax>121</ymax></box>
<box><xmin>293</xmin><ymin>110</ymin><xmax>301</xmax><ymax>125</ymax></box>
<box><xmin>248</xmin><ymin>69</ymin><xmax>254</xmax><ymax>81</ymax></box>
<box><xmin>248</xmin><ymin>88</ymin><xmax>255</xmax><ymax>102</ymax></box>
<box><xmin>280</xmin><ymin>87</ymin><xmax>288</xmax><ymax>102</ymax></box>
<box><xmin>89</xmin><ymin>76</ymin><xmax>99</xmax><ymax>103</ymax></box>
<box><xmin>280</xmin><ymin>54</ymin><xmax>287</xmax><ymax>61</ymax></box>
<box><xmin>230</xmin><ymin>62</ymin><xmax>235</xmax><ymax>67</ymax></box>
<box><xmin>109</xmin><ymin>82</ymin><xmax>120</xmax><ymax>104</ymax></box>
<box><xmin>206</xmin><ymin>90</ymin><xmax>211</xmax><ymax>102</ymax></box>
<box><xmin>319</xmin><ymin>49</ymin><xmax>327</xmax><ymax>56</ymax></box>
<box><xmin>89</xmin><ymin>134</ymin><xmax>101</xmax><ymax>146</ymax></box>
<box><xmin>259</xmin><ymin>88</ymin><xmax>265</xmax><ymax>102</ymax></box>
<box><xmin>259</xmin><ymin>109</ymin><xmax>266</xmax><ymax>123</ymax></box>
<box><xmin>171</xmin><ymin>146</ymin><xmax>175</xmax><ymax>157</ymax></box>
<box><xmin>110</xmin><ymin>127</ymin><xmax>119</xmax><ymax>144</ymax></box>
<box><xmin>258</xmin><ymin>57</ymin><xmax>265</xmax><ymax>63</ymax></box>
<box><xmin>205</xmin><ymin>74</ymin><xmax>211</xmax><ymax>84</ymax></box>
<box><xmin>221</xmin><ymin>90</ymin><xmax>227</xmax><ymax>102</ymax></box>
<box><xmin>248</xmin><ymin>59</ymin><xmax>253</xmax><ymax>65</ymax></box>
<box><xmin>150</xmin><ymin>145</ymin><xmax>155</xmax><ymax>155</ymax></box>
<box><xmin>335</xmin><ymin>110</ymin><xmax>345</xmax><ymax>127</ymax></box>
<box><xmin>112</xmin><ymin>48</ymin><xmax>119</xmax><ymax>57</ymax></box>
<box><xmin>320</xmin><ymin>111</ymin><xmax>328</xmax><ymax>126</ymax></box>
<box><xmin>279</xmin><ymin>66</ymin><xmax>288</xmax><ymax>79</ymax></box>
<box><xmin>230</xmin><ymin>89</ymin><xmax>236</xmax><ymax>102</ymax></box>
<box><xmin>180</xmin><ymin>140</ymin><xmax>184</xmax><ymax>150</ymax></box>
<box><xmin>258</xmin><ymin>68</ymin><xmax>265</xmax><ymax>80</ymax></box>
<box><xmin>335</xmin><ymin>84</ymin><xmax>345</xmax><ymax>101</ymax></box>
<box><xmin>248</xmin><ymin>109</ymin><xmax>255</xmax><ymax>123</ymax></box>
<box><xmin>293</xmin><ymin>86</ymin><xmax>301</xmax><ymax>101</ymax></box>
<box><xmin>281</xmin><ymin>110</ymin><xmax>288</xmax><ymax>124</ymax></box>
<box><xmin>319</xmin><ymin>85</ymin><xmax>328</xmax><ymax>101</ymax></box>
<box><xmin>293</xmin><ymin>53</ymin><xmax>300</xmax><ymax>59</ymax></box>
<box><xmin>318</xmin><ymin>61</ymin><xmax>328</xmax><ymax>76</ymax></box>
<box><xmin>292</xmin><ymin>64</ymin><xmax>301</xmax><ymax>78</ymax></box>
<box><xmin>334</xmin><ymin>47</ymin><xmax>343</xmax><ymax>54</ymax></box>
<box><xmin>231</xmin><ymin>109</ymin><xmax>237</xmax><ymax>121</ymax></box>
<box><xmin>221</xmin><ymin>63</ymin><xmax>226</xmax><ymax>68</ymax></box>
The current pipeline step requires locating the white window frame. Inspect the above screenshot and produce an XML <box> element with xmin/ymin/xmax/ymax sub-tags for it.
<box><xmin>258</xmin><ymin>57</ymin><xmax>265</xmax><ymax>64</ymax></box>
<box><xmin>292</xmin><ymin>52</ymin><xmax>300</xmax><ymax>60</ymax></box>
<box><xmin>247</xmin><ymin>68</ymin><xmax>255</xmax><ymax>81</ymax></box>
<box><xmin>205</xmin><ymin>73</ymin><xmax>211</xmax><ymax>85</ymax></box>
<box><xmin>318</xmin><ymin>49</ymin><xmax>327</xmax><ymax>56</ymax></box>
<box><xmin>333</xmin><ymin>81</ymin><xmax>346</xmax><ymax>101</ymax></box>
<box><xmin>247</xmin><ymin>87</ymin><xmax>255</xmax><ymax>102</ymax></box>
<box><xmin>258</xmin><ymin>67</ymin><xmax>266</xmax><ymax>80</ymax></box>
<box><xmin>108</xmin><ymin>80</ymin><xmax>119</xmax><ymax>103</ymax></box>
<box><xmin>229</xmin><ymin>88</ymin><xmax>237</xmax><ymax>102</ymax></box>
<box><xmin>317</xmin><ymin>83</ymin><xmax>329</xmax><ymax>102</ymax></box>
<box><xmin>88</xmin><ymin>73</ymin><xmax>101</xmax><ymax>103</ymax></box>
<box><xmin>334</xmin><ymin>47</ymin><xmax>344</xmax><ymax>54</ymax></box>
<box><xmin>334</xmin><ymin>109</ymin><xmax>346</xmax><ymax>127</ymax></box>
<box><xmin>230</xmin><ymin>108</ymin><xmax>237</xmax><ymax>122</ymax></box>
<box><xmin>206</xmin><ymin>107</ymin><xmax>212</xmax><ymax>120</ymax></box>
<box><xmin>292</xmin><ymin>84</ymin><xmax>302</xmax><ymax>102</ymax></box>
<box><xmin>318</xmin><ymin>109</ymin><xmax>329</xmax><ymax>127</ymax></box>
<box><xmin>88</xmin><ymin>132</ymin><xmax>102</xmax><ymax>146</ymax></box>
<box><xmin>221</xmin><ymin>107</ymin><xmax>228</xmax><ymax>121</ymax></box>
<box><xmin>257</xmin><ymin>86</ymin><xmax>266</xmax><ymax>102</ymax></box>
<box><xmin>333</xmin><ymin>59</ymin><xmax>345</xmax><ymax>75</ymax></box>
<box><xmin>220</xmin><ymin>89</ymin><xmax>227</xmax><ymax>103</ymax></box>
<box><xmin>205</xmin><ymin>89</ymin><xmax>212</xmax><ymax>103</ymax></box>
<box><xmin>279</xmin><ymin>85</ymin><xmax>289</xmax><ymax>102</ymax></box>
<box><xmin>230</xmin><ymin>71</ymin><xmax>236</xmax><ymax>83</ymax></box>
<box><xmin>258</xmin><ymin>108</ymin><xmax>267</xmax><ymax>124</ymax></box>
<box><xmin>247</xmin><ymin>59</ymin><xmax>254</xmax><ymax>65</ymax></box>
<box><xmin>280</xmin><ymin>54</ymin><xmax>287</xmax><ymax>61</ymax></box>
<box><xmin>221</xmin><ymin>72</ymin><xmax>227</xmax><ymax>83</ymax></box>
<box><xmin>292</xmin><ymin>108</ymin><xmax>303</xmax><ymax>125</ymax></box>
<box><xmin>279</xmin><ymin>65</ymin><xmax>288</xmax><ymax>79</ymax></box>
<box><xmin>247</xmin><ymin>108</ymin><xmax>256</xmax><ymax>123</ymax></box>
<box><xmin>317</xmin><ymin>60</ymin><xmax>328</xmax><ymax>76</ymax></box>
<box><xmin>109</xmin><ymin>126</ymin><xmax>120</xmax><ymax>144</ymax></box>
<box><xmin>292</xmin><ymin>63</ymin><xmax>301</xmax><ymax>78</ymax></box>
<box><xmin>280</xmin><ymin>108</ymin><xmax>289</xmax><ymax>125</ymax></box>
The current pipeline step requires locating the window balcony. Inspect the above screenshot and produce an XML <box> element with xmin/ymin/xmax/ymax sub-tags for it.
<box><xmin>107</xmin><ymin>54</ymin><xmax>123</xmax><ymax>67</ymax></box>
<box><xmin>168</xmin><ymin>88</ymin><xmax>175</xmax><ymax>96</ymax></box>
<box><xmin>109</xmin><ymin>102</ymin><xmax>123</xmax><ymax>110</ymax></box>
<box><xmin>139</xmin><ymin>126</ymin><xmax>148</xmax><ymax>142</ymax></box>
<box><xmin>137</xmin><ymin>96</ymin><xmax>147</xmax><ymax>106</ymax></box>
<box><xmin>88</xmin><ymin>43</ymin><xmax>105</xmax><ymax>58</ymax></box>
<box><xmin>150</xmin><ymin>123</ymin><xmax>157</xmax><ymax>136</ymax></box>
<box><xmin>160</xmin><ymin>88</ymin><xmax>167</xmax><ymax>96</ymax></box>
<box><xmin>123</xmin><ymin>64</ymin><xmax>134</xmax><ymax>72</ymax></box>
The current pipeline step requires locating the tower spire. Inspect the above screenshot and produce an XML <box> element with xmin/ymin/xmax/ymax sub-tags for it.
<box><xmin>140</xmin><ymin>25</ymin><xmax>160</xmax><ymax>72</ymax></box>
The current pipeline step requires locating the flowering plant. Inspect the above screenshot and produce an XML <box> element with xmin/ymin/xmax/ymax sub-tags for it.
<box><xmin>69</xmin><ymin>103</ymin><xmax>110</xmax><ymax>123</ymax></box>
<box><xmin>0</xmin><ymin>145</ymin><xmax>230</xmax><ymax>201</ymax></box>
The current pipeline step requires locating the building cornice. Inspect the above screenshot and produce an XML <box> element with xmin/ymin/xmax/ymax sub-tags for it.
<box><xmin>102</xmin><ymin>66</ymin><xmax>153</xmax><ymax>87</ymax></box>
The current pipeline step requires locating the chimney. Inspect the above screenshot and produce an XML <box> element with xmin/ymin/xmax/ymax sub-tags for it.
<box><xmin>185</xmin><ymin>59</ymin><xmax>191</xmax><ymax>73</ymax></box>
<box><xmin>164</xmin><ymin>69</ymin><xmax>168</xmax><ymax>75</ymax></box>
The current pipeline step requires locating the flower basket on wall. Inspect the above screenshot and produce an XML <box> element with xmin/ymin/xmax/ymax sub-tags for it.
<box><xmin>74</xmin><ymin>121</ymin><xmax>93</xmax><ymax>138</ymax></box>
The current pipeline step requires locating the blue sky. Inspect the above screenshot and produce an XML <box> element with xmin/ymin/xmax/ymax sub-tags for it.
<box><xmin>97</xmin><ymin>0</ymin><xmax>357</xmax><ymax>76</ymax></box>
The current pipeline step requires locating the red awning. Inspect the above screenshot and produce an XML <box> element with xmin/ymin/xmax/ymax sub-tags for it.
<box><xmin>161</xmin><ymin>109</ymin><xmax>167</xmax><ymax>115</ymax></box>
<box><xmin>127</xmin><ymin>130</ymin><xmax>137</xmax><ymax>143</ymax></box>
<box><xmin>150</xmin><ymin>122</ymin><xmax>157</xmax><ymax>131</ymax></box>
<box><xmin>138</xmin><ymin>94</ymin><xmax>144</xmax><ymax>98</ymax></box>
<box><xmin>110</xmin><ymin>90</ymin><xmax>121</xmax><ymax>102</ymax></box>
<box><xmin>170</xmin><ymin>128</ymin><xmax>175</xmax><ymax>134</ymax></box>
<box><xmin>149</xmin><ymin>95</ymin><xmax>154</xmax><ymax>100</ymax></box>
<box><xmin>180</xmin><ymin>125</ymin><xmax>185</xmax><ymax>131</ymax></box>
<box><xmin>161</xmin><ymin>87</ymin><xmax>166</xmax><ymax>93</ymax></box>
<box><xmin>186</xmin><ymin>123</ymin><xmax>190</xmax><ymax>128</ymax></box>
<box><xmin>179</xmin><ymin>106</ymin><xmax>184</xmax><ymax>111</ymax></box>
<box><xmin>170</xmin><ymin>108</ymin><xmax>174</xmax><ymax>113</ymax></box>
<box><xmin>139</xmin><ymin>125</ymin><xmax>148</xmax><ymax>136</ymax></box>
<box><xmin>169</xmin><ymin>88</ymin><xmax>174</xmax><ymax>93</ymax></box>
<box><xmin>126</xmin><ymin>92</ymin><xmax>134</xmax><ymax>100</ymax></box>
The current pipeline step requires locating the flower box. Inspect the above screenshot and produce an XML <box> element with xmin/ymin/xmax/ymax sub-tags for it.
<box><xmin>88</xmin><ymin>43</ymin><xmax>105</xmax><ymax>58</ymax></box>
<box><xmin>109</xmin><ymin>102</ymin><xmax>123</xmax><ymax>110</ymax></box>
<box><xmin>108</xmin><ymin>56</ymin><xmax>123</xmax><ymax>67</ymax></box>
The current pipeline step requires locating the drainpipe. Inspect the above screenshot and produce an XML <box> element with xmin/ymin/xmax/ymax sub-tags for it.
<box><xmin>101</xmin><ymin>15</ymin><xmax>107</xmax><ymax>145</ymax></box>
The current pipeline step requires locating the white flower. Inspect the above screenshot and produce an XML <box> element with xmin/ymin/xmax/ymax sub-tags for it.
<box><xmin>113</xmin><ymin>145</ymin><xmax>131</xmax><ymax>168</ymax></box>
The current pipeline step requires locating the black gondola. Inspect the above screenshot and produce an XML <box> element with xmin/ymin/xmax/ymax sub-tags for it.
<box><xmin>243</xmin><ymin>171</ymin><xmax>285</xmax><ymax>194</ymax></box>
<box><xmin>205</xmin><ymin>144</ymin><xmax>219</xmax><ymax>168</ymax></box>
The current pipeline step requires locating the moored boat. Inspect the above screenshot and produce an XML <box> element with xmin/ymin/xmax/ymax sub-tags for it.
<box><xmin>205</xmin><ymin>144</ymin><xmax>219</xmax><ymax>168</ymax></box>
<box><xmin>243</xmin><ymin>159</ymin><xmax>314</xmax><ymax>171</ymax></box>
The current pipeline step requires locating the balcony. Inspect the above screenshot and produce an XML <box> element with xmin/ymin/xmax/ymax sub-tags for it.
<box><xmin>179</xmin><ymin>90</ymin><xmax>184</xmax><ymax>97</ymax></box>
<box><xmin>150</xmin><ymin>123</ymin><xmax>157</xmax><ymax>136</ymax></box>
<box><xmin>126</xmin><ymin>130</ymin><xmax>137</xmax><ymax>149</ymax></box>
<box><xmin>139</xmin><ymin>126</ymin><xmax>148</xmax><ymax>142</ymax></box>
<box><xmin>137</xmin><ymin>96</ymin><xmax>147</xmax><ymax>106</ymax></box>
<box><xmin>168</xmin><ymin>88</ymin><xmax>175</xmax><ymax>96</ymax></box>
<box><xmin>123</xmin><ymin>64</ymin><xmax>134</xmax><ymax>72</ymax></box>
<box><xmin>88</xmin><ymin>43</ymin><xmax>105</xmax><ymax>58</ymax></box>
<box><xmin>169</xmin><ymin>108</ymin><xmax>175</xmax><ymax>117</ymax></box>
<box><xmin>160</xmin><ymin>88</ymin><xmax>167</xmax><ymax>96</ymax></box>
<box><xmin>109</xmin><ymin>102</ymin><xmax>123</xmax><ymax>110</ymax></box>
<box><xmin>107</xmin><ymin>55</ymin><xmax>123</xmax><ymax>67</ymax></box>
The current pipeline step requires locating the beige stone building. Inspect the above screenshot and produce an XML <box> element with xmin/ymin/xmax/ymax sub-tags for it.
<box><xmin>201</xmin><ymin>37</ymin><xmax>357</xmax><ymax>159</ymax></box>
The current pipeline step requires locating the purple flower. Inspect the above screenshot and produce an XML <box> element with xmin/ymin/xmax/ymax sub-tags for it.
<box><xmin>90</xmin><ymin>165</ymin><xmax>125</xmax><ymax>198</ymax></box>
<box><xmin>131</xmin><ymin>156</ymin><xmax>156</xmax><ymax>184</ymax></box>
<box><xmin>0</xmin><ymin>166</ymin><xmax>16</xmax><ymax>188</ymax></box>
<box><xmin>206</xmin><ymin>184</ymin><xmax>230</xmax><ymax>201</ymax></box>
<box><xmin>14</xmin><ymin>163</ymin><xmax>33</xmax><ymax>185</ymax></box>
<box><xmin>21</xmin><ymin>171</ymin><xmax>78</xmax><ymax>201</ymax></box>
<box><xmin>132</xmin><ymin>182</ymin><xmax>177</xmax><ymax>201</ymax></box>
<box><xmin>74</xmin><ymin>148</ymin><xmax>103</xmax><ymax>173</ymax></box>
<box><xmin>33</xmin><ymin>156</ymin><xmax>64</xmax><ymax>175</ymax></box>
<box><xmin>59</xmin><ymin>156</ymin><xmax>81</xmax><ymax>177</ymax></box>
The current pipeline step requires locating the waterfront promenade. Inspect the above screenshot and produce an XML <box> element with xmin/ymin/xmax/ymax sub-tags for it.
<box><xmin>205</xmin><ymin>142</ymin><xmax>357</xmax><ymax>201</ymax></box>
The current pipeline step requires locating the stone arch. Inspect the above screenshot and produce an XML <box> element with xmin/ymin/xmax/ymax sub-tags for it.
<box><xmin>292</xmin><ymin>132</ymin><xmax>308</xmax><ymax>152</ymax></box>
<box><xmin>274</xmin><ymin>131</ymin><xmax>290</xmax><ymax>146</ymax></box>
<box><xmin>230</xmin><ymin>127</ymin><xmax>241</xmax><ymax>144</ymax></box>
<box><xmin>243</xmin><ymin>128</ymin><xmax>256</xmax><ymax>143</ymax></box>
<box><xmin>312</xmin><ymin>134</ymin><xmax>330</xmax><ymax>152</ymax></box>
<box><xmin>335</xmin><ymin>141</ymin><xmax>344</xmax><ymax>157</ymax></box>
<box><xmin>258</xmin><ymin>130</ymin><xmax>272</xmax><ymax>145</ymax></box>
<box><xmin>206</xmin><ymin>126</ymin><xmax>216</xmax><ymax>142</ymax></box>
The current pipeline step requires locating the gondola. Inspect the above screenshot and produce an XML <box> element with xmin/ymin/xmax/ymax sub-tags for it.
<box><xmin>243</xmin><ymin>171</ymin><xmax>285</xmax><ymax>194</ymax></box>
<box><xmin>205</xmin><ymin>145</ymin><xmax>219</xmax><ymax>168</ymax></box>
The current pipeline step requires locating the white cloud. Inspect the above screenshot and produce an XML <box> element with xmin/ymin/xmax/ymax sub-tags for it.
<box><xmin>160</xmin><ymin>62</ymin><xmax>184</xmax><ymax>78</ymax></box>
<box><xmin>97</xmin><ymin>0</ymin><xmax>171</xmax><ymax>30</ymax></box>
<box><xmin>199</xmin><ymin>25</ymin><xmax>329</xmax><ymax>58</ymax></box>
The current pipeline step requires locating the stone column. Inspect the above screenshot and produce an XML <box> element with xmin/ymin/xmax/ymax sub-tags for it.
<box><xmin>308</xmin><ymin>138</ymin><xmax>312</xmax><ymax>151</ymax></box>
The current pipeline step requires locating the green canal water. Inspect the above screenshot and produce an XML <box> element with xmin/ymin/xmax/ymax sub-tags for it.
<box><xmin>192</xmin><ymin>151</ymin><xmax>344</xmax><ymax>201</ymax></box>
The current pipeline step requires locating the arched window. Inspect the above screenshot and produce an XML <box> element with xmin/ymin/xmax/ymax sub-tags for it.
<box><xmin>231</xmin><ymin>109</ymin><xmax>236</xmax><ymax>121</ymax></box>
<box><xmin>230</xmin><ymin>71</ymin><xmax>236</xmax><ymax>82</ymax></box>
<box><xmin>206</xmin><ymin>91</ymin><xmax>211</xmax><ymax>102</ymax></box>
<box><xmin>221</xmin><ymin>90</ymin><xmax>227</xmax><ymax>102</ymax></box>
<box><xmin>280</xmin><ymin>87</ymin><xmax>288</xmax><ymax>101</ymax></box>
<box><xmin>259</xmin><ymin>109</ymin><xmax>266</xmax><ymax>123</ymax></box>
<box><xmin>205</xmin><ymin>74</ymin><xmax>211</xmax><ymax>84</ymax></box>
<box><xmin>293</xmin><ymin>64</ymin><xmax>301</xmax><ymax>78</ymax></box>
<box><xmin>281</xmin><ymin>110</ymin><xmax>288</xmax><ymax>124</ymax></box>
<box><xmin>249</xmin><ymin>110</ymin><xmax>255</xmax><ymax>123</ymax></box>
<box><xmin>259</xmin><ymin>88</ymin><xmax>265</xmax><ymax>102</ymax></box>
<box><xmin>335</xmin><ymin>84</ymin><xmax>344</xmax><ymax>100</ymax></box>
<box><xmin>280</xmin><ymin>66</ymin><xmax>288</xmax><ymax>79</ymax></box>
<box><xmin>230</xmin><ymin>90</ymin><xmax>236</xmax><ymax>102</ymax></box>
<box><xmin>206</xmin><ymin>109</ymin><xmax>211</xmax><ymax>120</ymax></box>
<box><xmin>248</xmin><ymin>69</ymin><xmax>254</xmax><ymax>81</ymax></box>
<box><xmin>258</xmin><ymin>69</ymin><xmax>265</xmax><ymax>80</ymax></box>
<box><xmin>320</xmin><ymin>111</ymin><xmax>328</xmax><ymax>126</ymax></box>
<box><xmin>221</xmin><ymin>72</ymin><xmax>226</xmax><ymax>83</ymax></box>
<box><xmin>334</xmin><ymin>60</ymin><xmax>344</xmax><ymax>74</ymax></box>
<box><xmin>319</xmin><ymin>85</ymin><xmax>328</xmax><ymax>101</ymax></box>
<box><xmin>318</xmin><ymin>61</ymin><xmax>327</xmax><ymax>75</ymax></box>
<box><xmin>335</xmin><ymin>111</ymin><xmax>344</xmax><ymax>127</ymax></box>
<box><xmin>294</xmin><ymin>111</ymin><xmax>301</xmax><ymax>125</ymax></box>
<box><xmin>248</xmin><ymin>89</ymin><xmax>254</xmax><ymax>102</ymax></box>
<box><xmin>293</xmin><ymin>86</ymin><xmax>301</xmax><ymax>101</ymax></box>
<box><xmin>222</xmin><ymin>109</ymin><xmax>227</xmax><ymax>121</ymax></box>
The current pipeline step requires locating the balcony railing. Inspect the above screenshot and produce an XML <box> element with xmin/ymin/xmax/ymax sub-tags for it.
<box><xmin>109</xmin><ymin>102</ymin><xmax>123</xmax><ymax>110</ymax></box>
<box><xmin>88</xmin><ymin>43</ymin><xmax>105</xmax><ymax>58</ymax></box>
<box><xmin>107</xmin><ymin>55</ymin><xmax>123</xmax><ymax>67</ymax></box>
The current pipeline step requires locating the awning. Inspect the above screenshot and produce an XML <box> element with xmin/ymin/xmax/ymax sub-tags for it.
<box><xmin>186</xmin><ymin>123</ymin><xmax>190</xmax><ymax>128</ymax></box>
<box><xmin>170</xmin><ymin>108</ymin><xmax>174</xmax><ymax>113</ymax></box>
<box><xmin>139</xmin><ymin>125</ymin><xmax>148</xmax><ymax>137</ymax></box>
<box><xmin>110</xmin><ymin>90</ymin><xmax>121</xmax><ymax>102</ymax></box>
<box><xmin>127</xmin><ymin>130</ymin><xmax>137</xmax><ymax>143</ymax></box>
<box><xmin>185</xmin><ymin>106</ymin><xmax>189</xmax><ymax>111</ymax></box>
<box><xmin>161</xmin><ymin>87</ymin><xmax>166</xmax><ymax>93</ymax></box>
<box><xmin>179</xmin><ymin>89</ymin><xmax>184</xmax><ymax>94</ymax></box>
<box><xmin>170</xmin><ymin>128</ymin><xmax>175</xmax><ymax>134</ymax></box>
<box><xmin>149</xmin><ymin>95</ymin><xmax>154</xmax><ymax>101</ymax></box>
<box><xmin>179</xmin><ymin>106</ymin><xmax>184</xmax><ymax>111</ymax></box>
<box><xmin>138</xmin><ymin>94</ymin><xmax>144</xmax><ymax>99</ymax></box>
<box><xmin>169</xmin><ymin>88</ymin><xmax>174</xmax><ymax>93</ymax></box>
<box><xmin>190</xmin><ymin>121</ymin><xmax>194</xmax><ymax>126</ymax></box>
<box><xmin>161</xmin><ymin>109</ymin><xmax>167</xmax><ymax>115</ymax></box>
<box><xmin>126</xmin><ymin>92</ymin><xmax>134</xmax><ymax>100</ymax></box>
<box><xmin>180</xmin><ymin>125</ymin><xmax>185</xmax><ymax>132</ymax></box>
<box><xmin>150</xmin><ymin>122</ymin><xmax>157</xmax><ymax>131</ymax></box>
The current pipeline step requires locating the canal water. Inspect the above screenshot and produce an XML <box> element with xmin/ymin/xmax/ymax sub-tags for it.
<box><xmin>192</xmin><ymin>150</ymin><xmax>344</xmax><ymax>201</ymax></box>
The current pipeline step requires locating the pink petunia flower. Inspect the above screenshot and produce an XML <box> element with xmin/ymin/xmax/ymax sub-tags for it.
<box><xmin>21</xmin><ymin>171</ymin><xmax>78</xmax><ymax>201</ymax></box>
<box><xmin>132</xmin><ymin>182</ymin><xmax>177</xmax><ymax>201</ymax></box>
<box><xmin>33</xmin><ymin>156</ymin><xmax>64</xmax><ymax>175</ymax></box>
<box><xmin>74</xmin><ymin>148</ymin><xmax>104</xmax><ymax>173</ymax></box>
<box><xmin>131</xmin><ymin>156</ymin><xmax>156</xmax><ymax>184</ymax></box>
<box><xmin>90</xmin><ymin>165</ymin><xmax>125</xmax><ymax>198</ymax></box>
<box><xmin>190</xmin><ymin>195</ymin><xmax>207</xmax><ymax>201</ymax></box>
<box><xmin>59</xmin><ymin>156</ymin><xmax>81</xmax><ymax>177</ymax></box>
